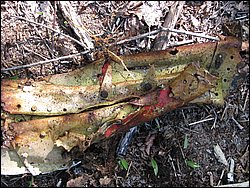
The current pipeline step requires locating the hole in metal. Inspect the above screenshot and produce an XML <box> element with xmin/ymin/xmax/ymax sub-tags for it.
<box><xmin>169</xmin><ymin>48</ymin><xmax>179</xmax><ymax>55</ymax></box>
<box><xmin>100</xmin><ymin>90</ymin><xmax>108</xmax><ymax>99</ymax></box>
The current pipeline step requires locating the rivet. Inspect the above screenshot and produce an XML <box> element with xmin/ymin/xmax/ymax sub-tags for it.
<box><xmin>40</xmin><ymin>131</ymin><xmax>47</xmax><ymax>138</ymax></box>
<box><xmin>87</xmin><ymin>127</ymin><xmax>92</xmax><ymax>132</ymax></box>
<box><xmin>141</xmin><ymin>82</ymin><xmax>152</xmax><ymax>91</ymax></box>
<box><xmin>64</xmin><ymin>131</ymin><xmax>69</xmax><ymax>136</ymax></box>
<box><xmin>47</xmin><ymin>107</ymin><xmax>52</xmax><ymax>112</ymax></box>
<box><xmin>31</xmin><ymin>105</ymin><xmax>37</xmax><ymax>111</ymax></box>
<box><xmin>21</xmin><ymin>152</ymin><xmax>29</xmax><ymax>158</ymax></box>
<box><xmin>215</xmin><ymin>53</ymin><xmax>224</xmax><ymax>69</ymax></box>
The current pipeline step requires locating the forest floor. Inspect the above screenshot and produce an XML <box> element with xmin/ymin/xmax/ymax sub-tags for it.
<box><xmin>1</xmin><ymin>1</ymin><xmax>249</xmax><ymax>187</ymax></box>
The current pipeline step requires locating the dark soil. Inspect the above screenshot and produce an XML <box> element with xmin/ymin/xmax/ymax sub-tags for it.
<box><xmin>1</xmin><ymin>1</ymin><xmax>249</xmax><ymax>187</ymax></box>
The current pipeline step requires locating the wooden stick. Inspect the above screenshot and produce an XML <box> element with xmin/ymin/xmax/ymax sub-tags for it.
<box><xmin>57</xmin><ymin>1</ymin><xmax>94</xmax><ymax>50</ymax></box>
<box><xmin>111</xmin><ymin>27</ymin><xmax>219</xmax><ymax>47</ymax></box>
<box><xmin>231</xmin><ymin>116</ymin><xmax>244</xmax><ymax>130</ymax></box>
<box><xmin>164</xmin><ymin>27</ymin><xmax>220</xmax><ymax>41</ymax></box>
<box><xmin>1</xmin><ymin>50</ymin><xmax>90</xmax><ymax>72</ymax></box>
<box><xmin>188</xmin><ymin>117</ymin><xmax>214</xmax><ymax>126</ymax></box>
<box><xmin>153</xmin><ymin>1</ymin><xmax>185</xmax><ymax>50</ymax></box>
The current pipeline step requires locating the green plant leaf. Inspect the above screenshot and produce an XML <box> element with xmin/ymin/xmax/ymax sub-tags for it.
<box><xmin>118</xmin><ymin>158</ymin><xmax>128</xmax><ymax>170</ymax></box>
<box><xmin>184</xmin><ymin>134</ymin><xmax>188</xmax><ymax>149</ymax></box>
<box><xmin>151</xmin><ymin>158</ymin><xmax>158</xmax><ymax>176</ymax></box>
<box><xmin>9</xmin><ymin>76</ymin><xmax>19</xmax><ymax>80</ymax></box>
<box><xmin>28</xmin><ymin>176</ymin><xmax>34</xmax><ymax>187</ymax></box>
<box><xmin>186</xmin><ymin>160</ymin><xmax>200</xmax><ymax>169</ymax></box>
<box><xmin>36</xmin><ymin>11</ymin><xmax>43</xmax><ymax>15</ymax></box>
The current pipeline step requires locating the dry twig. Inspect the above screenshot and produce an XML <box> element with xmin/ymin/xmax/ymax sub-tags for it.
<box><xmin>22</xmin><ymin>46</ymin><xmax>48</xmax><ymax>60</ymax></box>
<box><xmin>231</xmin><ymin>117</ymin><xmax>244</xmax><ymax>130</ymax></box>
<box><xmin>153</xmin><ymin>1</ymin><xmax>185</xmax><ymax>50</ymax></box>
<box><xmin>112</xmin><ymin>27</ymin><xmax>219</xmax><ymax>47</ymax></box>
<box><xmin>188</xmin><ymin>117</ymin><xmax>214</xmax><ymax>126</ymax></box>
<box><xmin>1</xmin><ymin>50</ymin><xmax>90</xmax><ymax>72</ymax></box>
<box><xmin>217</xmin><ymin>169</ymin><xmax>225</xmax><ymax>186</ymax></box>
<box><xmin>168</xmin><ymin>154</ymin><xmax>177</xmax><ymax>177</ymax></box>
<box><xmin>207</xmin><ymin>171</ymin><xmax>214</xmax><ymax>187</ymax></box>
<box><xmin>13</xmin><ymin>16</ymin><xmax>90</xmax><ymax>49</ymax></box>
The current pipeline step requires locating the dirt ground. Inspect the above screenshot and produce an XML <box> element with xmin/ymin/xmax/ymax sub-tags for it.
<box><xmin>1</xmin><ymin>1</ymin><xmax>249</xmax><ymax>187</ymax></box>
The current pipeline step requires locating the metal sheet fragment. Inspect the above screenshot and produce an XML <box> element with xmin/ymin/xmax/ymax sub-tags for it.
<box><xmin>1</xmin><ymin>36</ymin><xmax>242</xmax><ymax>175</ymax></box>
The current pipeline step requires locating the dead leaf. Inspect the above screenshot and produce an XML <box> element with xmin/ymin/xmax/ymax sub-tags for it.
<box><xmin>213</xmin><ymin>144</ymin><xmax>228</xmax><ymax>166</ymax></box>
<box><xmin>191</xmin><ymin>15</ymin><xmax>200</xmax><ymax>27</ymax></box>
<box><xmin>240</xmin><ymin>145</ymin><xmax>249</xmax><ymax>172</ymax></box>
<box><xmin>66</xmin><ymin>174</ymin><xmax>97</xmax><ymax>187</ymax></box>
<box><xmin>145</xmin><ymin>134</ymin><xmax>156</xmax><ymax>155</ymax></box>
<box><xmin>138</xmin><ymin>1</ymin><xmax>167</xmax><ymax>27</ymax></box>
<box><xmin>241</xmin><ymin>41</ymin><xmax>249</xmax><ymax>51</ymax></box>
<box><xmin>99</xmin><ymin>176</ymin><xmax>112</xmax><ymax>186</ymax></box>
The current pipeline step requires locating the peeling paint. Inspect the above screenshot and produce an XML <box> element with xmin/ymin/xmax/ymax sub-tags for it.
<box><xmin>1</xmin><ymin>36</ymin><xmax>242</xmax><ymax>175</ymax></box>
